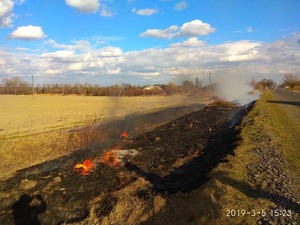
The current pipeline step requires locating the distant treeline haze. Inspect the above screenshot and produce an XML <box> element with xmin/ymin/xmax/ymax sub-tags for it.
<box><xmin>0</xmin><ymin>74</ymin><xmax>299</xmax><ymax>96</ymax></box>
<box><xmin>0</xmin><ymin>77</ymin><xmax>207</xmax><ymax>96</ymax></box>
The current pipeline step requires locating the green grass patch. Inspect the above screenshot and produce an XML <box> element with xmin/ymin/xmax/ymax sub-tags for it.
<box><xmin>259</xmin><ymin>91</ymin><xmax>300</xmax><ymax>189</ymax></box>
<box><xmin>191</xmin><ymin>91</ymin><xmax>300</xmax><ymax>224</ymax></box>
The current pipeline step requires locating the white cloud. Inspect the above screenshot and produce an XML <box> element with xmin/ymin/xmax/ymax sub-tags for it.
<box><xmin>39</xmin><ymin>43</ymin><xmax>123</xmax><ymax>76</ymax></box>
<box><xmin>140</xmin><ymin>25</ymin><xmax>178</xmax><ymax>39</ymax></box>
<box><xmin>140</xmin><ymin>19</ymin><xmax>216</xmax><ymax>39</ymax></box>
<box><xmin>100</xmin><ymin>5</ymin><xmax>114</xmax><ymax>17</ymax></box>
<box><xmin>170</xmin><ymin>37</ymin><xmax>205</xmax><ymax>48</ymax></box>
<box><xmin>97</xmin><ymin>46</ymin><xmax>122</xmax><ymax>57</ymax></box>
<box><xmin>68</xmin><ymin>62</ymin><xmax>86</xmax><ymax>71</ymax></box>
<box><xmin>220</xmin><ymin>40</ymin><xmax>260</xmax><ymax>54</ymax></box>
<box><xmin>1</xmin><ymin>33</ymin><xmax>300</xmax><ymax>85</ymax></box>
<box><xmin>15</xmin><ymin>0</ymin><xmax>26</xmax><ymax>4</ymax></box>
<box><xmin>0</xmin><ymin>0</ymin><xmax>26</xmax><ymax>27</ymax></box>
<box><xmin>178</xmin><ymin>20</ymin><xmax>216</xmax><ymax>37</ymax></box>
<box><xmin>163</xmin><ymin>67</ymin><xmax>192</xmax><ymax>76</ymax></box>
<box><xmin>247</xmin><ymin>26</ymin><xmax>253</xmax><ymax>33</ymax></box>
<box><xmin>131</xmin><ymin>8</ymin><xmax>158</xmax><ymax>16</ymax></box>
<box><xmin>218</xmin><ymin>40</ymin><xmax>267</xmax><ymax>62</ymax></box>
<box><xmin>0</xmin><ymin>0</ymin><xmax>14</xmax><ymax>27</ymax></box>
<box><xmin>65</xmin><ymin>0</ymin><xmax>100</xmax><ymax>13</ymax></box>
<box><xmin>46</xmin><ymin>69</ymin><xmax>62</xmax><ymax>75</ymax></box>
<box><xmin>45</xmin><ymin>39</ymin><xmax>92</xmax><ymax>52</ymax></box>
<box><xmin>278</xmin><ymin>69</ymin><xmax>295</xmax><ymax>75</ymax></box>
<box><xmin>8</xmin><ymin>25</ymin><xmax>46</xmax><ymax>40</ymax></box>
<box><xmin>107</xmin><ymin>68</ymin><xmax>121</xmax><ymax>74</ymax></box>
<box><xmin>174</xmin><ymin>1</ymin><xmax>188</xmax><ymax>11</ymax></box>
<box><xmin>42</xmin><ymin>50</ymin><xmax>76</xmax><ymax>60</ymax></box>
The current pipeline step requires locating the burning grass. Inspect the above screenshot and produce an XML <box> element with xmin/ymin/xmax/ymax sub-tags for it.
<box><xmin>1</xmin><ymin>91</ymin><xmax>298</xmax><ymax>224</ymax></box>
<box><xmin>120</xmin><ymin>131</ymin><xmax>128</xmax><ymax>139</ymax></box>
<box><xmin>74</xmin><ymin>159</ymin><xmax>94</xmax><ymax>176</ymax></box>
<box><xmin>0</xmin><ymin>95</ymin><xmax>205</xmax><ymax>180</ymax></box>
<box><xmin>70</xmin><ymin>92</ymin><xmax>299</xmax><ymax>225</ymax></box>
<box><xmin>1</xmin><ymin>103</ymin><xmax>246</xmax><ymax>225</ymax></box>
<box><xmin>73</xmin><ymin>132</ymin><xmax>129</xmax><ymax>176</ymax></box>
<box><xmin>210</xmin><ymin>97</ymin><xmax>238</xmax><ymax>108</ymax></box>
<box><xmin>73</xmin><ymin>131</ymin><xmax>140</xmax><ymax>176</ymax></box>
<box><xmin>62</xmin><ymin>105</ymin><xmax>249</xmax><ymax>225</ymax></box>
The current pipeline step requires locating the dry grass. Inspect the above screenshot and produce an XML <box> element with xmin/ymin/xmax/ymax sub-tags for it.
<box><xmin>3</xmin><ymin>92</ymin><xmax>298</xmax><ymax>224</ymax></box>
<box><xmin>67</xmin><ymin>177</ymin><xmax>166</xmax><ymax>225</ymax></box>
<box><xmin>72</xmin><ymin>91</ymin><xmax>298</xmax><ymax>225</ymax></box>
<box><xmin>210</xmin><ymin>97</ymin><xmax>238</xmax><ymax>108</ymax></box>
<box><xmin>0</xmin><ymin>95</ymin><xmax>201</xmax><ymax>139</ymax></box>
<box><xmin>65</xmin><ymin>97</ymin><xmax>266</xmax><ymax>225</ymax></box>
<box><xmin>196</xmin><ymin>90</ymin><xmax>299</xmax><ymax>224</ymax></box>
<box><xmin>261</xmin><ymin>91</ymin><xmax>300</xmax><ymax>190</ymax></box>
<box><xmin>0</xmin><ymin>95</ymin><xmax>204</xmax><ymax>180</ymax></box>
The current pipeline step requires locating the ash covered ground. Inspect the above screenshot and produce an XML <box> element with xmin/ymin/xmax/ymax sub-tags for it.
<box><xmin>0</xmin><ymin>104</ymin><xmax>247</xmax><ymax>224</ymax></box>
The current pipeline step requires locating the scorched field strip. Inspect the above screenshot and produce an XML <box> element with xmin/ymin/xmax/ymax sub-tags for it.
<box><xmin>0</xmin><ymin>95</ymin><xmax>205</xmax><ymax>180</ymax></box>
<box><xmin>0</xmin><ymin>104</ymin><xmax>245</xmax><ymax>225</ymax></box>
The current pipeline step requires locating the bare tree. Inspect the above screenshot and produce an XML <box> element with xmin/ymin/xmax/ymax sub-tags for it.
<box><xmin>195</xmin><ymin>77</ymin><xmax>201</xmax><ymax>87</ymax></box>
<box><xmin>2</xmin><ymin>77</ymin><xmax>22</xmax><ymax>95</ymax></box>
<box><xmin>283</xmin><ymin>74</ymin><xmax>300</xmax><ymax>90</ymax></box>
<box><xmin>249</xmin><ymin>79</ymin><xmax>257</xmax><ymax>89</ymax></box>
<box><xmin>260</xmin><ymin>78</ymin><xmax>277</xmax><ymax>90</ymax></box>
<box><xmin>182</xmin><ymin>80</ymin><xmax>194</xmax><ymax>88</ymax></box>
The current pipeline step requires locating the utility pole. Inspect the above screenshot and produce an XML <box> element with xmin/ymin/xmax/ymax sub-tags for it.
<box><xmin>32</xmin><ymin>75</ymin><xmax>35</xmax><ymax>100</ymax></box>
<box><xmin>119</xmin><ymin>83</ymin><xmax>125</xmax><ymax>96</ymax></box>
<box><xmin>209</xmin><ymin>72</ymin><xmax>212</xmax><ymax>93</ymax></box>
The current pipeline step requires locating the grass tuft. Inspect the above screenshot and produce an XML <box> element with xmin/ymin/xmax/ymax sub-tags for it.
<box><xmin>210</xmin><ymin>97</ymin><xmax>238</xmax><ymax>108</ymax></box>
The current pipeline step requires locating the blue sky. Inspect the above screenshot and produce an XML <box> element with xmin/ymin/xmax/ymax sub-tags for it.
<box><xmin>0</xmin><ymin>0</ymin><xmax>300</xmax><ymax>85</ymax></box>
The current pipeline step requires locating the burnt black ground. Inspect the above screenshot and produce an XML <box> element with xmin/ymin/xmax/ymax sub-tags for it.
<box><xmin>0</xmin><ymin>104</ymin><xmax>246</xmax><ymax>225</ymax></box>
<box><xmin>123</xmin><ymin>105</ymin><xmax>244</xmax><ymax>194</ymax></box>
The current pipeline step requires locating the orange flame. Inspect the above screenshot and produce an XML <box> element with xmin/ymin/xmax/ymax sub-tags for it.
<box><xmin>74</xmin><ymin>146</ymin><xmax>121</xmax><ymax>176</ymax></box>
<box><xmin>102</xmin><ymin>149</ymin><xmax>118</xmax><ymax>166</ymax></box>
<box><xmin>74</xmin><ymin>159</ymin><xmax>94</xmax><ymax>175</ymax></box>
<box><xmin>120</xmin><ymin>131</ymin><xmax>128</xmax><ymax>139</ymax></box>
<box><xmin>100</xmin><ymin>146</ymin><xmax>120</xmax><ymax>167</ymax></box>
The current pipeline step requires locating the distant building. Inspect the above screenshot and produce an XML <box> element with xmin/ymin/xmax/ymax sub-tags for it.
<box><xmin>143</xmin><ymin>85</ymin><xmax>166</xmax><ymax>95</ymax></box>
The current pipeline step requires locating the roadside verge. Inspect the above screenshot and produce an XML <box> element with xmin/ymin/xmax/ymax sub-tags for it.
<box><xmin>204</xmin><ymin>90</ymin><xmax>300</xmax><ymax>225</ymax></box>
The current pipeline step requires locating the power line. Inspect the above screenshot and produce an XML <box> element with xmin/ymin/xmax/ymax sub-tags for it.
<box><xmin>32</xmin><ymin>75</ymin><xmax>35</xmax><ymax>100</ymax></box>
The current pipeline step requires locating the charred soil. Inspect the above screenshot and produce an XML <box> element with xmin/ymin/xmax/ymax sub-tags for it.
<box><xmin>0</xmin><ymin>104</ymin><xmax>250</xmax><ymax>224</ymax></box>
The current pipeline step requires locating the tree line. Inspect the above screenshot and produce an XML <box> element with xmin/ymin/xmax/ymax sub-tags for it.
<box><xmin>0</xmin><ymin>77</ymin><xmax>207</xmax><ymax>96</ymax></box>
<box><xmin>250</xmin><ymin>74</ymin><xmax>300</xmax><ymax>91</ymax></box>
<box><xmin>1</xmin><ymin>74</ymin><xmax>299</xmax><ymax>96</ymax></box>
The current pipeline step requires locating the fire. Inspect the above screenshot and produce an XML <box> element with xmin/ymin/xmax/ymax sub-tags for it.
<box><xmin>74</xmin><ymin>159</ymin><xmax>94</xmax><ymax>175</ymax></box>
<box><xmin>120</xmin><ymin>131</ymin><xmax>128</xmax><ymax>139</ymax></box>
<box><xmin>74</xmin><ymin>136</ymin><xmax>125</xmax><ymax>175</ymax></box>
<box><xmin>101</xmin><ymin>145</ymin><xmax>121</xmax><ymax>166</ymax></box>
<box><xmin>102</xmin><ymin>150</ymin><xmax>119</xmax><ymax>166</ymax></box>
<box><xmin>74</xmin><ymin>147</ymin><xmax>120</xmax><ymax>176</ymax></box>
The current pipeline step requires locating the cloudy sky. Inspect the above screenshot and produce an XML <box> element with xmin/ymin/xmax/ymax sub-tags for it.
<box><xmin>0</xmin><ymin>0</ymin><xmax>300</xmax><ymax>85</ymax></box>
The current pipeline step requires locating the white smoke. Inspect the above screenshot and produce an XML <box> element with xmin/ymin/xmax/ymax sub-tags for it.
<box><xmin>215</xmin><ymin>76</ymin><xmax>259</xmax><ymax>105</ymax></box>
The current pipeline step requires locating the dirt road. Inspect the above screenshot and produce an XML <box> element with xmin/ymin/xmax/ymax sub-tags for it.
<box><xmin>246</xmin><ymin>89</ymin><xmax>300</xmax><ymax>224</ymax></box>
<box><xmin>269</xmin><ymin>89</ymin><xmax>300</xmax><ymax>123</ymax></box>
<box><xmin>273</xmin><ymin>89</ymin><xmax>300</xmax><ymax>100</ymax></box>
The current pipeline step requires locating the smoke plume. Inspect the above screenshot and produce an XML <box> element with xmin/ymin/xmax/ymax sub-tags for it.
<box><xmin>215</xmin><ymin>76</ymin><xmax>259</xmax><ymax>105</ymax></box>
